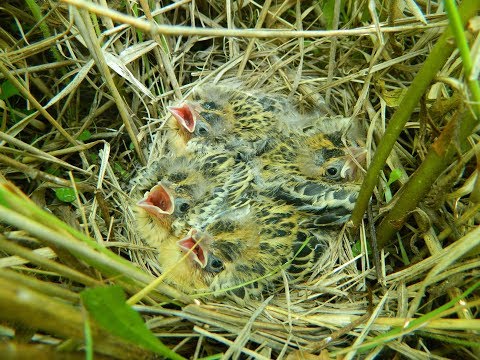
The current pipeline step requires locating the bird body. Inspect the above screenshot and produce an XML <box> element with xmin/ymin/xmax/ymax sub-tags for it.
<box><xmin>154</xmin><ymin>193</ymin><xmax>328</xmax><ymax>299</ymax></box>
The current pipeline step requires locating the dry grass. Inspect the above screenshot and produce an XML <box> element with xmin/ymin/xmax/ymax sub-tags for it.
<box><xmin>0</xmin><ymin>0</ymin><xmax>479</xmax><ymax>359</ymax></box>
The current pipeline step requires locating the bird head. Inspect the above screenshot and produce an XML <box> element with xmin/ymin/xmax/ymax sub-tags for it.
<box><xmin>136</xmin><ymin>183</ymin><xmax>174</xmax><ymax>221</ymax></box>
<box><xmin>164</xmin><ymin>227</ymin><xmax>237</xmax><ymax>296</ymax></box>
<box><xmin>177</xmin><ymin>229</ymin><xmax>224</xmax><ymax>272</ymax></box>
<box><xmin>156</xmin><ymin>221</ymin><xmax>265</xmax><ymax>299</ymax></box>
<box><xmin>294</xmin><ymin>131</ymin><xmax>365</xmax><ymax>183</ymax></box>
<box><xmin>168</xmin><ymin>97</ymin><xmax>235</xmax><ymax>148</ymax></box>
<box><xmin>173</xmin><ymin>226</ymin><xmax>269</xmax><ymax>298</ymax></box>
<box><xmin>313</xmin><ymin>147</ymin><xmax>366</xmax><ymax>183</ymax></box>
<box><xmin>134</xmin><ymin>182</ymin><xmax>176</xmax><ymax>249</ymax></box>
<box><xmin>134</xmin><ymin>159</ymin><xmax>210</xmax><ymax>241</ymax></box>
<box><xmin>168</xmin><ymin>101</ymin><xmax>200</xmax><ymax>134</ymax></box>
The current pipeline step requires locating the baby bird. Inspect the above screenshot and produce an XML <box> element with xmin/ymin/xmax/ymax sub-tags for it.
<box><xmin>155</xmin><ymin>194</ymin><xmax>328</xmax><ymax>300</ymax></box>
<box><xmin>135</xmin><ymin>182</ymin><xmax>175</xmax><ymax>248</ymax></box>
<box><xmin>164</xmin><ymin>84</ymin><xmax>298</xmax><ymax>158</ymax></box>
<box><xmin>259</xmin><ymin>115</ymin><xmax>365</xmax><ymax>183</ymax></box>
<box><xmin>132</xmin><ymin>144</ymin><xmax>254</xmax><ymax>248</ymax></box>
<box><xmin>170</xmin><ymin>157</ymin><xmax>257</xmax><ymax>238</ymax></box>
<box><xmin>254</xmin><ymin>129</ymin><xmax>364</xmax><ymax>225</ymax></box>
<box><xmin>131</xmin><ymin>152</ymin><xmax>213</xmax><ymax>248</ymax></box>
<box><xmin>132</xmin><ymin>155</ymin><xmax>263</xmax><ymax>297</ymax></box>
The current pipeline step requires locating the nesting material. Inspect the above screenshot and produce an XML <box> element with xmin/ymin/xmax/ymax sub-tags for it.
<box><xmin>0</xmin><ymin>1</ymin><xmax>479</xmax><ymax>359</ymax></box>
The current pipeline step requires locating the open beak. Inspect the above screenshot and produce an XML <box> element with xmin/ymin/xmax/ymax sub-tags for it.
<box><xmin>137</xmin><ymin>183</ymin><xmax>174</xmax><ymax>219</ymax></box>
<box><xmin>177</xmin><ymin>229</ymin><xmax>208</xmax><ymax>268</ymax></box>
<box><xmin>168</xmin><ymin>102</ymin><xmax>198</xmax><ymax>133</ymax></box>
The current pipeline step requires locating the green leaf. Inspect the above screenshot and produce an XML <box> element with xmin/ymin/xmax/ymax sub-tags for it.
<box><xmin>0</xmin><ymin>184</ymin><xmax>12</xmax><ymax>208</ymax></box>
<box><xmin>45</xmin><ymin>167</ymin><xmax>61</xmax><ymax>176</ymax></box>
<box><xmin>321</xmin><ymin>0</ymin><xmax>336</xmax><ymax>30</ymax></box>
<box><xmin>81</xmin><ymin>286</ymin><xmax>185</xmax><ymax>360</ymax></box>
<box><xmin>131</xmin><ymin>3</ymin><xmax>144</xmax><ymax>41</ymax></box>
<box><xmin>0</xmin><ymin>80</ymin><xmax>20</xmax><ymax>100</ymax></box>
<box><xmin>114</xmin><ymin>162</ymin><xmax>129</xmax><ymax>179</ymax></box>
<box><xmin>386</xmin><ymin>168</ymin><xmax>403</xmax><ymax>187</ymax></box>
<box><xmin>78</xmin><ymin>130</ymin><xmax>92</xmax><ymax>141</ymax></box>
<box><xmin>304</xmin><ymin>40</ymin><xmax>321</xmax><ymax>56</ymax></box>
<box><xmin>397</xmin><ymin>233</ymin><xmax>410</xmax><ymax>265</ymax></box>
<box><xmin>83</xmin><ymin>308</ymin><xmax>94</xmax><ymax>360</ymax></box>
<box><xmin>384</xmin><ymin>168</ymin><xmax>404</xmax><ymax>202</ymax></box>
<box><xmin>351</xmin><ymin>240</ymin><xmax>362</xmax><ymax>257</ymax></box>
<box><xmin>351</xmin><ymin>240</ymin><xmax>371</xmax><ymax>257</ymax></box>
<box><xmin>87</xmin><ymin>152</ymin><xmax>99</xmax><ymax>163</ymax></box>
<box><xmin>54</xmin><ymin>187</ymin><xmax>76</xmax><ymax>203</ymax></box>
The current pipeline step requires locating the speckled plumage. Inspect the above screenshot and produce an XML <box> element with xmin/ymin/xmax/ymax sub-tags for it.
<box><xmin>131</xmin><ymin>83</ymin><xmax>364</xmax><ymax>300</ymax></box>
<box><xmin>156</xmin><ymin>194</ymin><xmax>329</xmax><ymax>299</ymax></box>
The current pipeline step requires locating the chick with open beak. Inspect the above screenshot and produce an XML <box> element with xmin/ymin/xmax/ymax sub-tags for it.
<box><xmin>177</xmin><ymin>229</ymin><xmax>224</xmax><ymax>273</ymax></box>
<box><xmin>154</xmin><ymin>228</ymin><xmax>225</xmax><ymax>293</ymax></box>
<box><xmin>164</xmin><ymin>84</ymin><xmax>300</xmax><ymax>159</ymax></box>
<box><xmin>164</xmin><ymin>102</ymin><xmax>196</xmax><ymax>155</ymax></box>
<box><xmin>135</xmin><ymin>183</ymin><xmax>175</xmax><ymax>248</ymax></box>
<box><xmin>168</xmin><ymin>102</ymin><xmax>199</xmax><ymax>134</ymax></box>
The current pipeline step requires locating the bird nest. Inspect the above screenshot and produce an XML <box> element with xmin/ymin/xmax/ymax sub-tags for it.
<box><xmin>1</xmin><ymin>1</ymin><xmax>479</xmax><ymax>359</ymax></box>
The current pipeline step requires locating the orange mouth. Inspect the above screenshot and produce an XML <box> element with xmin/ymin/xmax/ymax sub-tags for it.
<box><xmin>168</xmin><ymin>102</ymin><xmax>197</xmax><ymax>133</ymax></box>
<box><xmin>137</xmin><ymin>183</ymin><xmax>174</xmax><ymax>219</ymax></box>
<box><xmin>177</xmin><ymin>229</ymin><xmax>207</xmax><ymax>267</ymax></box>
